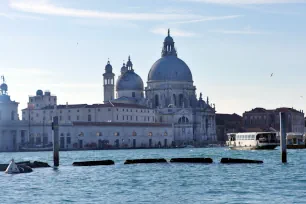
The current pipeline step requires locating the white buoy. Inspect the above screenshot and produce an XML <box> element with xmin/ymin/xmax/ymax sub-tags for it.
<box><xmin>5</xmin><ymin>159</ymin><xmax>20</xmax><ymax>174</ymax></box>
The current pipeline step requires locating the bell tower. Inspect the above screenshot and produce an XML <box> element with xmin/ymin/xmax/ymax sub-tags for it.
<box><xmin>103</xmin><ymin>60</ymin><xmax>115</xmax><ymax>103</ymax></box>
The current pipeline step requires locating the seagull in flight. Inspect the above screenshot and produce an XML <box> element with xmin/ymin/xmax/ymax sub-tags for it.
<box><xmin>270</xmin><ymin>73</ymin><xmax>273</xmax><ymax>77</ymax></box>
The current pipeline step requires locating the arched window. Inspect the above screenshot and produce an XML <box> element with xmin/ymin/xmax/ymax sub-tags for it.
<box><xmin>179</xmin><ymin>94</ymin><xmax>184</xmax><ymax>107</ymax></box>
<box><xmin>178</xmin><ymin>116</ymin><xmax>189</xmax><ymax>124</ymax></box>
<box><xmin>155</xmin><ymin>94</ymin><xmax>159</xmax><ymax>108</ymax></box>
<box><xmin>173</xmin><ymin>94</ymin><xmax>177</xmax><ymax>106</ymax></box>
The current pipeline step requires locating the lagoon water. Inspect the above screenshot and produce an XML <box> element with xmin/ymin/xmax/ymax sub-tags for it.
<box><xmin>0</xmin><ymin>148</ymin><xmax>306</xmax><ymax>204</ymax></box>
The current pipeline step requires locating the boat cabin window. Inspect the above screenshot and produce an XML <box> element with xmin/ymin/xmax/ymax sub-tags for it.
<box><xmin>256</xmin><ymin>133</ymin><xmax>277</xmax><ymax>143</ymax></box>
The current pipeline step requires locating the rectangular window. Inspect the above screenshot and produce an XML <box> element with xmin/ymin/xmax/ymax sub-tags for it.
<box><xmin>88</xmin><ymin>115</ymin><xmax>92</xmax><ymax>122</ymax></box>
<box><xmin>136</xmin><ymin>116</ymin><xmax>138</xmax><ymax>121</ymax></box>
<box><xmin>130</xmin><ymin>116</ymin><xmax>132</xmax><ymax>120</ymax></box>
<box><xmin>60</xmin><ymin>116</ymin><xmax>62</xmax><ymax>121</ymax></box>
<box><xmin>68</xmin><ymin>116</ymin><xmax>71</xmax><ymax>120</ymax></box>
<box><xmin>123</xmin><ymin>116</ymin><xmax>124</xmax><ymax>120</ymax></box>
<box><xmin>117</xmin><ymin>115</ymin><xmax>118</xmax><ymax>120</ymax></box>
<box><xmin>0</xmin><ymin>111</ymin><xmax>2</xmax><ymax>120</ymax></box>
<box><xmin>77</xmin><ymin>116</ymin><xmax>80</xmax><ymax>120</ymax></box>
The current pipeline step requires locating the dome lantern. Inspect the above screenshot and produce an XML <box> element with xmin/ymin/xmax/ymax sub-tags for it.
<box><xmin>121</xmin><ymin>62</ymin><xmax>127</xmax><ymax>75</ymax></box>
<box><xmin>162</xmin><ymin>29</ymin><xmax>177</xmax><ymax>57</ymax></box>
<box><xmin>126</xmin><ymin>55</ymin><xmax>133</xmax><ymax>71</ymax></box>
<box><xmin>105</xmin><ymin>59</ymin><xmax>113</xmax><ymax>73</ymax></box>
<box><xmin>0</xmin><ymin>75</ymin><xmax>8</xmax><ymax>95</ymax></box>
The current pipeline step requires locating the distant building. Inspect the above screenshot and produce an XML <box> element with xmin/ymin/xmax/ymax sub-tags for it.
<box><xmin>0</xmin><ymin>76</ymin><xmax>27</xmax><ymax>151</ymax></box>
<box><xmin>243</xmin><ymin>107</ymin><xmax>305</xmax><ymax>133</ymax></box>
<box><xmin>216</xmin><ymin>113</ymin><xmax>243</xmax><ymax>142</ymax></box>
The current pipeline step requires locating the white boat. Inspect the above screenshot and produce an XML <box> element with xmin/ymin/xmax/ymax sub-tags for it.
<box><xmin>226</xmin><ymin>132</ymin><xmax>279</xmax><ymax>150</ymax></box>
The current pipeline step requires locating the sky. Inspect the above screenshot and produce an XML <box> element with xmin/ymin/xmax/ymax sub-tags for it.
<box><xmin>1</xmin><ymin>0</ymin><xmax>306</xmax><ymax>116</ymax></box>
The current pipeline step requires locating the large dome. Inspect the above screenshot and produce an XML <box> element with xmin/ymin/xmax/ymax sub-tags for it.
<box><xmin>148</xmin><ymin>55</ymin><xmax>193</xmax><ymax>82</ymax></box>
<box><xmin>116</xmin><ymin>71</ymin><xmax>144</xmax><ymax>91</ymax></box>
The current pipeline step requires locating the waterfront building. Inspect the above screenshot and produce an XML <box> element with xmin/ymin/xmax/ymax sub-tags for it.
<box><xmin>0</xmin><ymin>76</ymin><xmax>28</xmax><ymax>151</ymax></box>
<box><xmin>216</xmin><ymin>113</ymin><xmax>243</xmax><ymax>142</ymax></box>
<box><xmin>2</xmin><ymin>30</ymin><xmax>216</xmax><ymax>151</ymax></box>
<box><xmin>243</xmin><ymin>107</ymin><xmax>305</xmax><ymax>133</ymax></box>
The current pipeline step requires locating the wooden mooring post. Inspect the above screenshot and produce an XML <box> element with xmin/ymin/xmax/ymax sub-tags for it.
<box><xmin>52</xmin><ymin>116</ymin><xmax>59</xmax><ymax>167</ymax></box>
<box><xmin>280</xmin><ymin>112</ymin><xmax>287</xmax><ymax>163</ymax></box>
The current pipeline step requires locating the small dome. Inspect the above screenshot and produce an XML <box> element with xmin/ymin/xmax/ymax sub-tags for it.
<box><xmin>164</xmin><ymin>35</ymin><xmax>174</xmax><ymax>43</ymax></box>
<box><xmin>0</xmin><ymin>83</ymin><xmax>8</xmax><ymax>92</ymax></box>
<box><xmin>116</xmin><ymin>71</ymin><xmax>144</xmax><ymax>91</ymax></box>
<box><xmin>36</xmin><ymin>90</ymin><xmax>43</xmax><ymax>96</ymax></box>
<box><xmin>105</xmin><ymin>60</ymin><xmax>112</xmax><ymax>73</ymax></box>
<box><xmin>148</xmin><ymin>56</ymin><xmax>193</xmax><ymax>82</ymax></box>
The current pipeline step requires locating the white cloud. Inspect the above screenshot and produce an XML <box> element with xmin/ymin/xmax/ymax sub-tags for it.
<box><xmin>151</xmin><ymin>27</ymin><xmax>196</xmax><ymax>37</ymax></box>
<box><xmin>9</xmin><ymin>0</ymin><xmax>200</xmax><ymax>21</ymax></box>
<box><xmin>174</xmin><ymin>15</ymin><xmax>242</xmax><ymax>24</ymax></box>
<box><xmin>0</xmin><ymin>12</ymin><xmax>44</xmax><ymax>20</ymax></box>
<box><xmin>184</xmin><ymin>0</ymin><xmax>306</xmax><ymax>4</ymax></box>
<box><xmin>210</xmin><ymin>29</ymin><xmax>267</xmax><ymax>35</ymax></box>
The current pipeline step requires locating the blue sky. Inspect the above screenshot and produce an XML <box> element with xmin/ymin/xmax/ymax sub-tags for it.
<box><xmin>1</xmin><ymin>0</ymin><xmax>306</xmax><ymax>115</ymax></box>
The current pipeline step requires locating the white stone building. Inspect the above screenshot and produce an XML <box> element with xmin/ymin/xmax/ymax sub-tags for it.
<box><xmin>0</xmin><ymin>76</ymin><xmax>28</xmax><ymax>151</ymax></box>
<box><xmin>1</xmin><ymin>30</ymin><xmax>216</xmax><ymax>151</ymax></box>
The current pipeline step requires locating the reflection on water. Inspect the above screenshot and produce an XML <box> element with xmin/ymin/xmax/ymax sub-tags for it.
<box><xmin>0</xmin><ymin>148</ymin><xmax>306</xmax><ymax>204</ymax></box>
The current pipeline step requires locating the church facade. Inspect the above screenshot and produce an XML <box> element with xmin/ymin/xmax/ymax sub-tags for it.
<box><xmin>1</xmin><ymin>30</ymin><xmax>216</xmax><ymax>151</ymax></box>
<box><xmin>104</xmin><ymin>30</ymin><xmax>217</xmax><ymax>145</ymax></box>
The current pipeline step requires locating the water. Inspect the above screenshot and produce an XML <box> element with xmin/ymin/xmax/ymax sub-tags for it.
<box><xmin>0</xmin><ymin>148</ymin><xmax>305</xmax><ymax>204</ymax></box>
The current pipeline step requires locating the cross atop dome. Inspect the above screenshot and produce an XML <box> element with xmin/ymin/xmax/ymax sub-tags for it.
<box><xmin>162</xmin><ymin>29</ymin><xmax>177</xmax><ymax>57</ymax></box>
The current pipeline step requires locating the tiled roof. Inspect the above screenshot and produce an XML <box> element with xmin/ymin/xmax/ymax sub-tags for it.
<box><xmin>73</xmin><ymin>122</ymin><xmax>171</xmax><ymax>127</ymax></box>
<box><xmin>216</xmin><ymin>113</ymin><xmax>242</xmax><ymax>122</ymax></box>
<box><xmin>245</xmin><ymin>107</ymin><xmax>303</xmax><ymax>114</ymax></box>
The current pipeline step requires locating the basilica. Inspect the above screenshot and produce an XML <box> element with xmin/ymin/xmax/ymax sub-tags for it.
<box><xmin>0</xmin><ymin>30</ymin><xmax>216</xmax><ymax>151</ymax></box>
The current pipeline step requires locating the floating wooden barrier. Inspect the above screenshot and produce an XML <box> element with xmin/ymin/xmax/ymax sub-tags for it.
<box><xmin>170</xmin><ymin>158</ymin><xmax>213</xmax><ymax>163</ymax></box>
<box><xmin>17</xmin><ymin>161</ymin><xmax>50</xmax><ymax>168</ymax></box>
<box><xmin>220</xmin><ymin>158</ymin><xmax>263</xmax><ymax>164</ymax></box>
<box><xmin>124</xmin><ymin>158</ymin><xmax>167</xmax><ymax>165</ymax></box>
<box><xmin>0</xmin><ymin>161</ymin><xmax>50</xmax><ymax>172</ymax></box>
<box><xmin>73</xmin><ymin>160</ymin><xmax>115</xmax><ymax>166</ymax></box>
